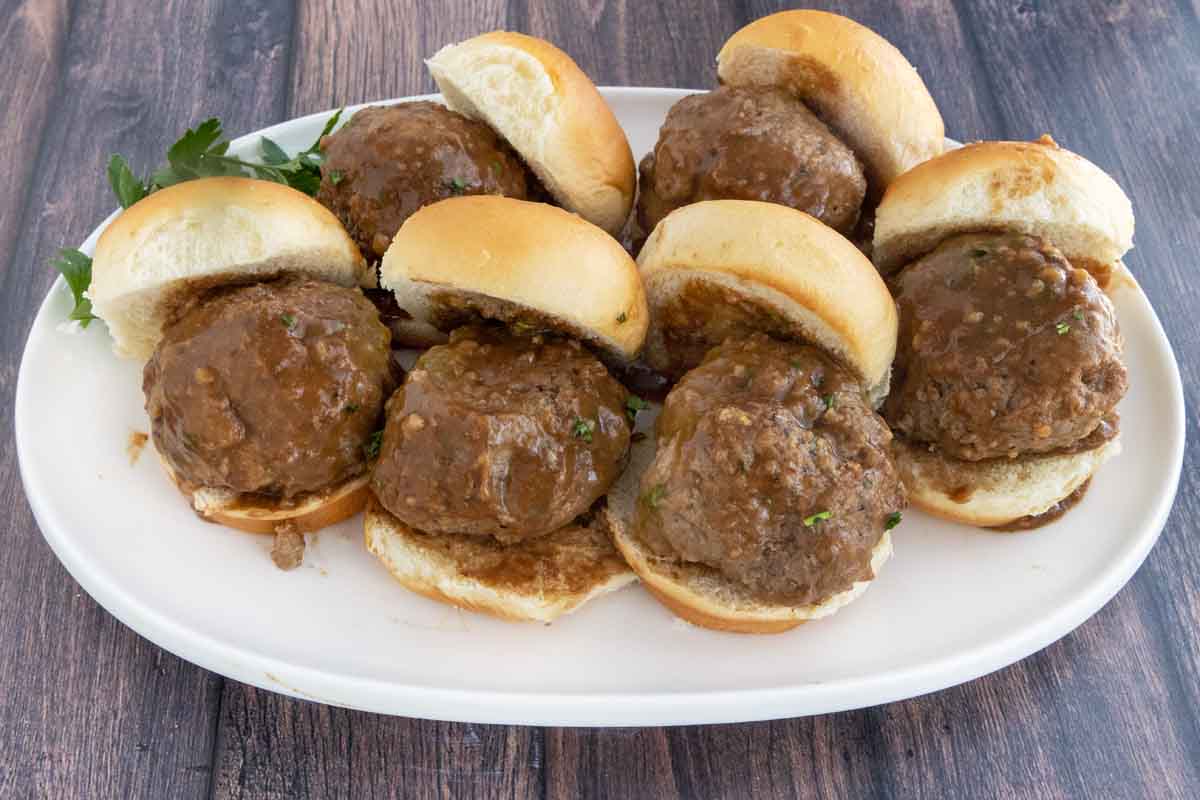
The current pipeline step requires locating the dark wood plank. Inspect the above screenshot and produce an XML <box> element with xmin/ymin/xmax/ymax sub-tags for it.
<box><xmin>212</xmin><ymin>684</ymin><xmax>543</xmax><ymax>800</ymax></box>
<box><xmin>0</xmin><ymin>1</ymin><xmax>68</xmax><ymax>287</ymax></box>
<box><xmin>0</xmin><ymin>1</ymin><xmax>295</xmax><ymax>798</ymax></box>
<box><xmin>286</xmin><ymin>0</ymin><xmax>507</xmax><ymax>116</ymax></box>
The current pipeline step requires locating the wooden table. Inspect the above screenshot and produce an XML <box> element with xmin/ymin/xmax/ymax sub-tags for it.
<box><xmin>2</xmin><ymin>1</ymin><xmax>1197</xmax><ymax>797</ymax></box>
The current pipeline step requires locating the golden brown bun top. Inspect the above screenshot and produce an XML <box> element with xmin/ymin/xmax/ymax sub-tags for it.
<box><xmin>427</xmin><ymin>31</ymin><xmax>636</xmax><ymax>236</ymax></box>
<box><xmin>873</xmin><ymin>136</ymin><xmax>1136</xmax><ymax>275</ymax></box>
<box><xmin>381</xmin><ymin>196</ymin><xmax>648</xmax><ymax>361</ymax></box>
<box><xmin>717</xmin><ymin>9</ymin><xmax>944</xmax><ymax>194</ymax></box>
<box><xmin>90</xmin><ymin>177</ymin><xmax>367</xmax><ymax>360</ymax></box>
<box><xmin>637</xmin><ymin>200</ymin><xmax>898</xmax><ymax>399</ymax></box>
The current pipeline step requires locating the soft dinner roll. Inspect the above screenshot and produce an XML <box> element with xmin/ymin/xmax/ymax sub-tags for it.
<box><xmin>427</xmin><ymin>31</ymin><xmax>636</xmax><ymax>236</ymax></box>
<box><xmin>873</xmin><ymin>136</ymin><xmax>1135</xmax><ymax>280</ymax></box>
<box><xmin>717</xmin><ymin>9</ymin><xmax>945</xmax><ymax>195</ymax></box>
<box><xmin>637</xmin><ymin>199</ymin><xmax>897</xmax><ymax>402</ymax></box>
<box><xmin>364</xmin><ymin>497</ymin><xmax>636</xmax><ymax>624</ymax></box>
<box><xmin>381</xmin><ymin>195</ymin><xmax>649</xmax><ymax>363</ymax></box>
<box><xmin>90</xmin><ymin>177</ymin><xmax>368</xmax><ymax>361</ymax></box>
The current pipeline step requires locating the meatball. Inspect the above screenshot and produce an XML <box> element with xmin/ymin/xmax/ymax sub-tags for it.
<box><xmin>635</xmin><ymin>335</ymin><xmax>905</xmax><ymax>606</ymax></box>
<box><xmin>143</xmin><ymin>279</ymin><xmax>394</xmax><ymax>498</ymax></box>
<box><xmin>371</xmin><ymin>326</ymin><xmax>632</xmax><ymax>543</ymax></box>
<box><xmin>883</xmin><ymin>233</ymin><xmax>1127</xmax><ymax>461</ymax></box>
<box><xmin>637</xmin><ymin>86</ymin><xmax>866</xmax><ymax>236</ymax></box>
<box><xmin>316</xmin><ymin>103</ymin><xmax>537</xmax><ymax>259</ymax></box>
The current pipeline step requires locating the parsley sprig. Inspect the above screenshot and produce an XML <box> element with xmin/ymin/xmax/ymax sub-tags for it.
<box><xmin>52</xmin><ymin>249</ymin><xmax>97</xmax><ymax>327</ymax></box>
<box><xmin>105</xmin><ymin>110</ymin><xmax>344</xmax><ymax>209</ymax></box>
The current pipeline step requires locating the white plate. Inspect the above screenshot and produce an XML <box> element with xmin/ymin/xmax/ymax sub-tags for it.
<box><xmin>16</xmin><ymin>88</ymin><xmax>1185</xmax><ymax>726</ymax></box>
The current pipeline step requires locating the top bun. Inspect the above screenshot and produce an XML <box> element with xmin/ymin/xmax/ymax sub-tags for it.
<box><xmin>873</xmin><ymin>136</ymin><xmax>1135</xmax><ymax>277</ymax></box>
<box><xmin>427</xmin><ymin>31</ymin><xmax>636</xmax><ymax>237</ymax></box>
<box><xmin>90</xmin><ymin>177</ymin><xmax>368</xmax><ymax>361</ymax></box>
<box><xmin>380</xmin><ymin>196</ymin><xmax>648</xmax><ymax>362</ymax></box>
<box><xmin>637</xmin><ymin>200</ymin><xmax>897</xmax><ymax>403</ymax></box>
<box><xmin>717</xmin><ymin>10</ymin><xmax>944</xmax><ymax>196</ymax></box>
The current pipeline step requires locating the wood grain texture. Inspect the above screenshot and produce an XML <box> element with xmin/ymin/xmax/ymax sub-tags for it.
<box><xmin>212</xmin><ymin>684</ymin><xmax>543</xmax><ymax>800</ymax></box>
<box><xmin>2</xmin><ymin>1</ymin><xmax>1198</xmax><ymax>798</ymax></box>
<box><xmin>0</xmin><ymin>1</ymin><xmax>294</xmax><ymax>798</ymax></box>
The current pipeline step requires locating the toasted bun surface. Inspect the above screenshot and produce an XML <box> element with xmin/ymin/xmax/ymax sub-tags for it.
<box><xmin>873</xmin><ymin>137</ymin><xmax>1135</xmax><ymax>276</ymax></box>
<box><xmin>603</xmin><ymin>433</ymin><xmax>890</xmax><ymax>633</ymax></box>
<box><xmin>717</xmin><ymin>10</ymin><xmax>944</xmax><ymax>195</ymax></box>
<box><xmin>893</xmin><ymin>437</ymin><xmax>1121</xmax><ymax>528</ymax></box>
<box><xmin>158</xmin><ymin>454</ymin><xmax>369</xmax><ymax>535</ymax></box>
<box><xmin>91</xmin><ymin>177</ymin><xmax>368</xmax><ymax>361</ymax></box>
<box><xmin>381</xmin><ymin>196</ymin><xmax>648</xmax><ymax>362</ymax></box>
<box><xmin>637</xmin><ymin>200</ymin><xmax>897</xmax><ymax>401</ymax></box>
<box><xmin>364</xmin><ymin>497</ymin><xmax>636</xmax><ymax>623</ymax></box>
<box><xmin>427</xmin><ymin>31</ymin><xmax>636</xmax><ymax>236</ymax></box>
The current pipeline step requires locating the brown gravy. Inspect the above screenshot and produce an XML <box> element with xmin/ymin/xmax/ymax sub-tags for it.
<box><xmin>990</xmin><ymin>479</ymin><xmax>1092</xmax><ymax>532</ymax></box>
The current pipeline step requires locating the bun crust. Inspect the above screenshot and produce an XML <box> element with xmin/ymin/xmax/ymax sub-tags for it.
<box><xmin>603</xmin><ymin>434</ymin><xmax>890</xmax><ymax>633</ymax></box>
<box><xmin>91</xmin><ymin>177</ymin><xmax>368</xmax><ymax>361</ymax></box>
<box><xmin>364</xmin><ymin>497</ymin><xmax>636</xmax><ymax>623</ymax></box>
<box><xmin>158</xmin><ymin>454</ymin><xmax>369</xmax><ymax>534</ymax></box>
<box><xmin>893</xmin><ymin>437</ymin><xmax>1121</xmax><ymax>528</ymax></box>
<box><xmin>636</xmin><ymin>200</ymin><xmax>897</xmax><ymax>401</ymax></box>
<box><xmin>717</xmin><ymin>9</ymin><xmax>944</xmax><ymax>194</ymax></box>
<box><xmin>381</xmin><ymin>196</ymin><xmax>648</xmax><ymax>362</ymax></box>
<box><xmin>428</xmin><ymin>31</ymin><xmax>636</xmax><ymax>236</ymax></box>
<box><xmin>873</xmin><ymin>137</ymin><xmax>1135</xmax><ymax>276</ymax></box>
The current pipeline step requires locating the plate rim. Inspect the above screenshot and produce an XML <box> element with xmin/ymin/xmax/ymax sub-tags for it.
<box><xmin>14</xmin><ymin>88</ymin><xmax>1187</xmax><ymax>726</ymax></box>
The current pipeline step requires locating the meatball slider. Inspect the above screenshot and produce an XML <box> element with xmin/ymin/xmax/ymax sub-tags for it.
<box><xmin>317</xmin><ymin>32</ymin><xmax>635</xmax><ymax>267</ymax></box>
<box><xmin>90</xmin><ymin>177</ymin><xmax>393</xmax><ymax>543</ymax></box>
<box><xmin>638</xmin><ymin>10</ymin><xmax>944</xmax><ymax>243</ymax></box>
<box><xmin>608</xmin><ymin>200</ymin><xmax>906</xmax><ymax>633</ymax></box>
<box><xmin>364</xmin><ymin>196</ymin><xmax>648</xmax><ymax>622</ymax></box>
<box><xmin>873</xmin><ymin>137</ymin><xmax>1134</xmax><ymax>528</ymax></box>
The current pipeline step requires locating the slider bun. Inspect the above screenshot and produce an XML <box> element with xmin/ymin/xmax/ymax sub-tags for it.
<box><xmin>873</xmin><ymin>137</ymin><xmax>1135</xmax><ymax>277</ymax></box>
<box><xmin>893</xmin><ymin>437</ymin><xmax>1121</xmax><ymax>528</ymax></box>
<box><xmin>427</xmin><ymin>31</ymin><xmax>636</xmax><ymax>236</ymax></box>
<box><xmin>158</xmin><ymin>455</ymin><xmax>369</xmax><ymax>534</ymax></box>
<box><xmin>381</xmin><ymin>196</ymin><xmax>649</xmax><ymax>362</ymax></box>
<box><xmin>90</xmin><ymin>177</ymin><xmax>369</xmax><ymax>361</ymax></box>
<box><xmin>717</xmin><ymin>9</ymin><xmax>944</xmax><ymax>194</ymax></box>
<box><xmin>364</xmin><ymin>497</ymin><xmax>636</xmax><ymax>623</ymax></box>
<box><xmin>604</xmin><ymin>435</ymin><xmax>891</xmax><ymax>633</ymax></box>
<box><xmin>637</xmin><ymin>200</ymin><xmax>898</xmax><ymax>403</ymax></box>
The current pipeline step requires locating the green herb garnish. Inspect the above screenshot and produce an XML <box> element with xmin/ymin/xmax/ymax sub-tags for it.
<box><xmin>51</xmin><ymin>249</ymin><xmax>97</xmax><ymax>327</ymax></box>
<box><xmin>1055</xmin><ymin>322</ymin><xmax>1070</xmax><ymax>335</ymax></box>
<box><xmin>803</xmin><ymin>510</ymin><xmax>832</xmax><ymax>526</ymax></box>
<box><xmin>329</xmin><ymin>170</ymin><xmax>344</xmax><ymax>185</ymax></box>
<box><xmin>448</xmin><ymin>177</ymin><xmax>466</xmax><ymax>194</ymax></box>
<box><xmin>101</xmin><ymin>110</ymin><xmax>345</xmax><ymax>209</ymax></box>
<box><xmin>363</xmin><ymin>430</ymin><xmax>384</xmax><ymax>460</ymax></box>
<box><xmin>344</xmin><ymin>403</ymin><xmax>361</xmax><ymax>414</ymax></box>
<box><xmin>572</xmin><ymin>417</ymin><xmax>596</xmax><ymax>442</ymax></box>
<box><xmin>280</xmin><ymin>313</ymin><xmax>297</xmax><ymax>329</ymax></box>
<box><xmin>643</xmin><ymin>484</ymin><xmax>667</xmax><ymax>508</ymax></box>
<box><xmin>1072</xmin><ymin>309</ymin><xmax>1085</xmax><ymax>321</ymax></box>
<box><xmin>107</xmin><ymin>155</ymin><xmax>148</xmax><ymax>209</ymax></box>
<box><xmin>824</xmin><ymin>394</ymin><xmax>836</xmax><ymax>410</ymax></box>
<box><xmin>970</xmin><ymin>248</ymin><xmax>989</xmax><ymax>258</ymax></box>
<box><xmin>625</xmin><ymin>395</ymin><xmax>649</xmax><ymax>422</ymax></box>
<box><xmin>885</xmin><ymin>511</ymin><xmax>902</xmax><ymax>530</ymax></box>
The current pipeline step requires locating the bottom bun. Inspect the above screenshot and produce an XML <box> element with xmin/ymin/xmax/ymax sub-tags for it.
<box><xmin>159</xmin><ymin>454</ymin><xmax>370</xmax><ymax>534</ymax></box>
<box><xmin>893</xmin><ymin>436</ymin><xmax>1121</xmax><ymax>528</ymax></box>
<box><xmin>603</xmin><ymin>433</ymin><xmax>892</xmax><ymax>634</ymax></box>
<box><xmin>363</xmin><ymin>497</ymin><xmax>636</xmax><ymax>623</ymax></box>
